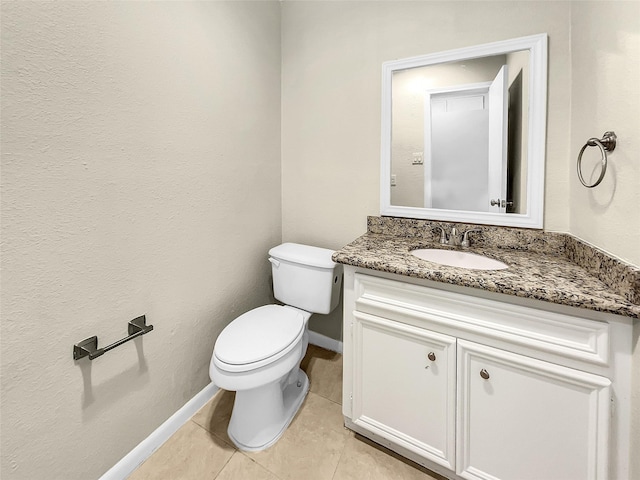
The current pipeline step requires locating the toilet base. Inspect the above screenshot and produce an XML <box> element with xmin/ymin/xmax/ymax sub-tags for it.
<box><xmin>227</xmin><ymin>368</ymin><xmax>309</xmax><ymax>451</ymax></box>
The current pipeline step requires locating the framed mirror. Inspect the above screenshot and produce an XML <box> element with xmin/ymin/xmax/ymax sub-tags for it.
<box><xmin>380</xmin><ymin>34</ymin><xmax>547</xmax><ymax>228</ymax></box>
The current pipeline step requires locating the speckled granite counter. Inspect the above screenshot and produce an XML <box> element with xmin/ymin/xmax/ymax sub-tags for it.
<box><xmin>332</xmin><ymin>217</ymin><xmax>640</xmax><ymax>319</ymax></box>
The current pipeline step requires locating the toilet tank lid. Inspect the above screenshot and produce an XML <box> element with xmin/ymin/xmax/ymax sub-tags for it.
<box><xmin>269</xmin><ymin>243</ymin><xmax>336</xmax><ymax>269</ymax></box>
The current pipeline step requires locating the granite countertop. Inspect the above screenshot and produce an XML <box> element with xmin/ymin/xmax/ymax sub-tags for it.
<box><xmin>333</xmin><ymin>228</ymin><xmax>640</xmax><ymax>320</ymax></box>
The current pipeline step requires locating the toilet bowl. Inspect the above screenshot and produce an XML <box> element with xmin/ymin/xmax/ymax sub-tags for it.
<box><xmin>209</xmin><ymin>243</ymin><xmax>342</xmax><ymax>451</ymax></box>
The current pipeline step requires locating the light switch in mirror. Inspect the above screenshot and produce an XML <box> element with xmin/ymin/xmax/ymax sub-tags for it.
<box><xmin>380</xmin><ymin>34</ymin><xmax>547</xmax><ymax>228</ymax></box>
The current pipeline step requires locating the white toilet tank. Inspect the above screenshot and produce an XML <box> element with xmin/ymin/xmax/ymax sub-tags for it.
<box><xmin>268</xmin><ymin>243</ymin><xmax>342</xmax><ymax>314</ymax></box>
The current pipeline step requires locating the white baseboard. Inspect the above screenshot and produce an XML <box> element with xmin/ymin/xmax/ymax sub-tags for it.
<box><xmin>100</xmin><ymin>382</ymin><xmax>219</xmax><ymax>480</ymax></box>
<box><xmin>308</xmin><ymin>330</ymin><xmax>343</xmax><ymax>354</ymax></box>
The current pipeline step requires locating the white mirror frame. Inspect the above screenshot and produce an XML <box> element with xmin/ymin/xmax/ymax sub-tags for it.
<box><xmin>380</xmin><ymin>34</ymin><xmax>548</xmax><ymax>229</ymax></box>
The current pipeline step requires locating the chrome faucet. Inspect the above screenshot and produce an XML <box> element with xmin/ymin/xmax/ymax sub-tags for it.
<box><xmin>433</xmin><ymin>226</ymin><xmax>481</xmax><ymax>247</ymax></box>
<box><xmin>433</xmin><ymin>226</ymin><xmax>460</xmax><ymax>246</ymax></box>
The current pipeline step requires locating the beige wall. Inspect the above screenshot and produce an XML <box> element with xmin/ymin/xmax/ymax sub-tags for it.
<box><xmin>0</xmin><ymin>2</ymin><xmax>281</xmax><ymax>479</ymax></box>
<box><xmin>568</xmin><ymin>3</ymin><xmax>640</xmax><ymax>478</ymax></box>
<box><xmin>570</xmin><ymin>1</ymin><xmax>640</xmax><ymax>267</ymax></box>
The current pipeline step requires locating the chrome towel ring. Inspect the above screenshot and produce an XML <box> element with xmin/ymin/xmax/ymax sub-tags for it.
<box><xmin>577</xmin><ymin>131</ymin><xmax>617</xmax><ymax>188</ymax></box>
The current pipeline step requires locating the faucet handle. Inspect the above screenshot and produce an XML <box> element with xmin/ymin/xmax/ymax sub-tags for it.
<box><xmin>432</xmin><ymin>226</ymin><xmax>447</xmax><ymax>244</ymax></box>
<box><xmin>461</xmin><ymin>228</ymin><xmax>482</xmax><ymax>248</ymax></box>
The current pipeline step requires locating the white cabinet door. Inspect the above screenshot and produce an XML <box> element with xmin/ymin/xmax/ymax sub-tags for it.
<box><xmin>352</xmin><ymin>311</ymin><xmax>457</xmax><ymax>470</ymax></box>
<box><xmin>457</xmin><ymin>340</ymin><xmax>611</xmax><ymax>480</ymax></box>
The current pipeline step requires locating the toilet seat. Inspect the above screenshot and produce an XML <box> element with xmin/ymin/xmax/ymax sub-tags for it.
<box><xmin>214</xmin><ymin>305</ymin><xmax>305</xmax><ymax>373</ymax></box>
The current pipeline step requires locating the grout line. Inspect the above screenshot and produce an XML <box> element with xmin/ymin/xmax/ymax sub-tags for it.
<box><xmin>330</xmin><ymin>451</ymin><xmax>346</xmax><ymax>480</ymax></box>
<box><xmin>315</xmin><ymin>392</ymin><xmax>342</xmax><ymax>406</ymax></box>
<box><xmin>190</xmin><ymin>419</ymin><xmax>237</xmax><ymax>452</ymax></box>
<box><xmin>238</xmin><ymin>451</ymin><xmax>284</xmax><ymax>480</ymax></box>
<box><xmin>191</xmin><ymin>419</ymin><xmax>237</xmax><ymax>480</ymax></box>
<box><xmin>211</xmin><ymin>449</ymin><xmax>236</xmax><ymax>480</ymax></box>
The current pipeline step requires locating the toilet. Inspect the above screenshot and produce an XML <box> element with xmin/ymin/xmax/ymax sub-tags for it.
<box><xmin>209</xmin><ymin>243</ymin><xmax>343</xmax><ymax>451</ymax></box>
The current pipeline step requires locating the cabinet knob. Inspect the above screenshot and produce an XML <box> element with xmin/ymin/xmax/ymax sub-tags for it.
<box><xmin>427</xmin><ymin>352</ymin><xmax>436</xmax><ymax>361</ymax></box>
<box><xmin>480</xmin><ymin>369</ymin><xmax>490</xmax><ymax>380</ymax></box>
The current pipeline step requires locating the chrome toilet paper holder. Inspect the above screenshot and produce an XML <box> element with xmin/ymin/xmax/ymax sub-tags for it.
<box><xmin>73</xmin><ymin>315</ymin><xmax>153</xmax><ymax>361</ymax></box>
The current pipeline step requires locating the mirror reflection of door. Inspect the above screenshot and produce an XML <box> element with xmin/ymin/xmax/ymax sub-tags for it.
<box><xmin>424</xmin><ymin>65</ymin><xmax>508</xmax><ymax>212</ymax></box>
<box><xmin>488</xmin><ymin>65</ymin><xmax>509</xmax><ymax>213</ymax></box>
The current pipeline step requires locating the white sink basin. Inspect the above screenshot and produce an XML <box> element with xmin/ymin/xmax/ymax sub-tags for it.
<box><xmin>411</xmin><ymin>249</ymin><xmax>508</xmax><ymax>270</ymax></box>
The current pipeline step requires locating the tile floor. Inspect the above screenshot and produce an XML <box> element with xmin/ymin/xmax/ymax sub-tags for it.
<box><xmin>128</xmin><ymin>345</ymin><xmax>444</xmax><ymax>480</ymax></box>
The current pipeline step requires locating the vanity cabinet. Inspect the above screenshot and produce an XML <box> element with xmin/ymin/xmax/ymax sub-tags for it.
<box><xmin>353</xmin><ymin>312</ymin><xmax>456</xmax><ymax>470</ymax></box>
<box><xmin>343</xmin><ymin>269</ymin><xmax>631</xmax><ymax>480</ymax></box>
<box><xmin>456</xmin><ymin>340</ymin><xmax>610</xmax><ymax>480</ymax></box>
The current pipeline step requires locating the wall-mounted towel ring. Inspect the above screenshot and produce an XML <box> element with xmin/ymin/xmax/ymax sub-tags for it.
<box><xmin>577</xmin><ymin>131</ymin><xmax>617</xmax><ymax>188</ymax></box>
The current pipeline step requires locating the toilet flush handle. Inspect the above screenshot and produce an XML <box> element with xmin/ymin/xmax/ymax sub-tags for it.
<box><xmin>268</xmin><ymin>257</ymin><xmax>280</xmax><ymax>268</ymax></box>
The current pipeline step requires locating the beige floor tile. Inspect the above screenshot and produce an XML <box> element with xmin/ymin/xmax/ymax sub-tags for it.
<box><xmin>244</xmin><ymin>392</ymin><xmax>349</xmax><ymax>480</ymax></box>
<box><xmin>301</xmin><ymin>344</ymin><xmax>343</xmax><ymax>404</ymax></box>
<box><xmin>191</xmin><ymin>389</ymin><xmax>236</xmax><ymax>445</ymax></box>
<box><xmin>215</xmin><ymin>452</ymin><xmax>279</xmax><ymax>480</ymax></box>
<box><xmin>128</xmin><ymin>420</ymin><xmax>235</xmax><ymax>480</ymax></box>
<box><xmin>293</xmin><ymin>389</ymin><xmax>345</xmax><ymax>433</ymax></box>
<box><xmin>332</xmin><ymin>433</ymin><xmax>444</xmax><ymax>480</ymax></box>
